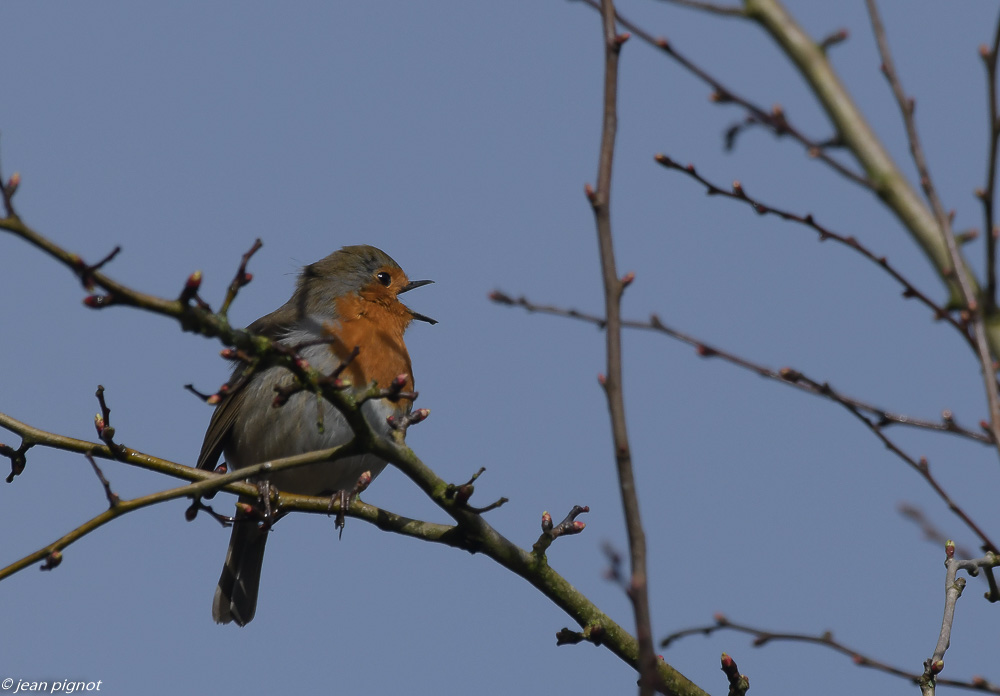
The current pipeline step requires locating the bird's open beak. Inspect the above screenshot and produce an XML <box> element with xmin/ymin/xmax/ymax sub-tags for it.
<box><xmin>410</xmin><ymin>310</ymin><xmax>437</xmax><ymax>325</ymax></box>
<box><xmin>400</xmin><ymin>279</ymin><xmax>434</xmax><ymax>294</ymax></box>
<box><xmin>400</xmin><ymin>279</ymin><xmax>437</xmax><ymax>324</ymax></box>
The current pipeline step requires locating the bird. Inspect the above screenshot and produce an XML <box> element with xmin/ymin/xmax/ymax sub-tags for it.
<box><xmin>196</xmin><ymin>244</ymin><xmax>435</xmax><ymax>626</ymax></box>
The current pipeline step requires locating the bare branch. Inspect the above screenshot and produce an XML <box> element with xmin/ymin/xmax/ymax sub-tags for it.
<box><xmin>662</xmin><ymin>614</ymin><xmax>1000</xmax><ymax>694</ymax></box>
<box><xmin>93</xmin><ymin>385</ymin><xmax>127</xmax><ymax>459</ymax></box>
<box><xmin>898</xmin><ymin>503</ymin><xmax>978</xmax><ymax>559</ymax></box>
<box><xmin>490</xmin><ymin>291</ymin><xmax>992</xmax><ymax>446</ymax></box>
<box><xmin>533</xmin><ymin>505</ymin><xmax>590</xmax><ymax>556</ymax></box>
<box><xmin>85</xmin><ymin>454</ymin><xmax>120</xmax><ymax>508</ymax></box>
<box><xmin>587</xmin><ymin>3</ymin><xmax>662</xmax><ymax>693</ymax></box>
<box><xmin>922</xmin><ymin>544</ymin><xmax>1000</xmax><ymax>693</ymax></box>
<box><xmin>219</xmin><ymin>238</ymin><xmax>262</xmax><ymax>318</ymax></box>
<box><xmin>574</xmin><ymin>0</ymin><xmax>872</xmax><ymax>188</ymax></box>
<box><xmin>653</xmin><ymin>154</ymin><xmax>971</xmax><ymax>343</ymax></box>
<box><xmin>0</xmin><ymin>140</ymin><xmax>20</xmax><ymax>218</ymax></box>
<box><xmin>492</xmin><ymin>293</ymin><xmax>999</xmax><ymax>553</ymax></box>
<box><xmin>979</xmin><ymin>15</ymin><xmax>1000</xmax><ymax>311</ymax></box>
<box><xmin>866</xmin><ymin>0</ymin><xmax>1000</xmax><ymax>460</ymax></box>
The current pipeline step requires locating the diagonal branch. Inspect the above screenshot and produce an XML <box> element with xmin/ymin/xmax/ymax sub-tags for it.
<box><xmin>0</xmin><ymin>402</ymin><xmax>708</xmax><ymax>694</ymax></box>
<box><xmin>574</xmin><ymin>0</ymin><xmax>872</xmax><ymax>189</ymax></box>
<box><xmin>0</xmin><ymin>203</ymin><xmax>708</xmax><ymax>694</ymax></box>
<box><xmin>745</xmin><ymin>0</ymin><xmax>972</xmax><ymax>310</ymax></box>
<box><xmin>865</xmin><ymin>0</ymin><xmax>1000</xmax><ymax>459</ymax></box>
<box><xmin>489</xmin><ymin>292</ymin><xmax>992</xmax><ymax>446</ymax></box>
<box><xmin>490</xmin><ymin>294</ymin><xmax>999</xmax><ymax>554</ymax></box>
<box><xmin>653</xmin><ymin>154</ymin><xmax>972</xmax><ymax>343</ymax></box>
<box><xmin>661</xmin><ymin>614</ymin><xmax>1000</xmax><ymax>694</ymax></box>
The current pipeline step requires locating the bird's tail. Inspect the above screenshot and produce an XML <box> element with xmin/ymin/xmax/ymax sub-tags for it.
<box><xmin>213</xmin><ymin>511</ymin><xmax>268</xmax><ymax>626</ymax></box>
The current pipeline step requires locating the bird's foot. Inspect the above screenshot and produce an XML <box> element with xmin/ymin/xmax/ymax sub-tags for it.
<box><xmin>327</xmin><ymin>470</ymin><xmax>373</xmax><ymax>538</ymax></box>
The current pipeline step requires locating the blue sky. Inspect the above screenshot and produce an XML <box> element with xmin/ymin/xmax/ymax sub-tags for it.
<box><xmin>2</xmin><ymin>2</ymin><xmax>998</xmax><ymax>695</ymax></box>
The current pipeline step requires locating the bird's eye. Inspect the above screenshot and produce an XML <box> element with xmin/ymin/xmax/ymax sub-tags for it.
<box><xmin>376</xmin><ymin>271</ymin><xmax>392</xmax><ymax>287</ymax></box>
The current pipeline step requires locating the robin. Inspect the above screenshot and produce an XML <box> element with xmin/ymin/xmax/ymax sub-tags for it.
<box><xmin>196</xmin><ymin>244</ymin><xmax>435</xmax><ymax>626</ymax></box>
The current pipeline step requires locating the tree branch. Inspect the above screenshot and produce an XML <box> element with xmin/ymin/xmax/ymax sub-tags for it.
<box><xmin>490</xmin><ymin>294</ymin><xmax>999</xmax><ymax>554</ymax></box>
<box><xmin>744</xmin><ymin>0</ymin><xmax>975</xmax><ymax>313</ymax></box>
<box><xmin>0</xmin><ymin>205</ymin><xmax>708</xmax><ymax>695</ymax></box>
<box><xmin>490</xmin><ymin>292</ymin><xmax>992</xmax><ymax>446</ymax></box>
<box><xmin>574</xmin><ymin>0</ymin><xmax>871</xmax><ymax>189</ymax></box>
<box><xmin>979</xmin><ymin>13</ymin><xmax>1000</xmax><ymax>313</ymax></box>
<box><xmin>922</xmin><ymin>544</ymin><xmax>1000</xmax><ymax>692</ymax></box>
<box><xmin>587</xmin><ymin>4</ymin><xmax>661</xmax><ymax>693</ymax></box>
<box><xmin>662</xmin><ymin>613</ymin><xmax>1000</xmax><ymax>694</ymax></box>
<box><xmin>864</xmin><ymin>0</ymin><xmax>1000</xmax><ymax>460</ymax></box>
<box><xmin>653</xmin><ymin>154</ymin><xmax>972</xmax><ymax>343</ymax></box>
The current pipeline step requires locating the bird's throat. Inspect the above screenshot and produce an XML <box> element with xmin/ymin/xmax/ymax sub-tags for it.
<box><xmin>327</xmin><ymin>295</ymin><xmax>415</xmax><ymax>395</ymax></box>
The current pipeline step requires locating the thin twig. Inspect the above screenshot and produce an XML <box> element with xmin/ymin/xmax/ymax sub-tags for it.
<box><xmin>979</xmin><ymin>15</ymin><xmax>1000</xmax><ymax>312</ymax></box>
<box><xmin>653</xmin><ymin>154</ymin><xmax>971</xmax><ymax>344</ymax></box>
<box><xmin>532</xmin><ymin>505</ymin><xmax>590</xmax><ymax>555</ymax></box>
<box><xmin>491</xmin><ymin>292</ymin><xmax>998</xmax><ymax>553</ymax></box>
<box><xmin>219</xmin><ymin>238</ymin><xmax>262</xmax><ymax>318</ymax></box>
<box><xmin>661</xmin><ymin>614</ymin><xmax>1000</xmax><ymax>694</ymax></box>
<box><xmin>93</xmin><ymin>385</ymin><xmax>127</xmax><ymax>458</ymax></box>
<box><xmin>922</xmin><ymin>545</ymin><xmax>1000</xmax><ymax>693</ymax></box>
<box><xmin>866</xmin><ymin>0</ymin><xmax>1000</xmax><ymax>456</ymax></box>
<box><xmin>898</xmin><ymin>503</ymin><xmax>978</xmax><ymax>559</ymax></box>
<box><xmin>85</xmin><ymin>454</ymin><xmax>120</xmax><ymax>508</ymax></box>
<box><xmin>0</xmin><ymin>140</ymin><xmax>18</xmax><ymax>219</ymax></box>
<box><xmin>489</xmin><ymin>292</ymin><xmax>992</xmax><ymax>446</ymax></box>
<box><xmin>790</xmin><ymin>371</ymin><xmax>999</xmax><ymax>554</ymax></box>
<box><xmin>574</xmin><ymin>0</ymin><xmax>872</xmax><ymax>189</ymax></box>
<box><xmin>747</xmin><ymin>0</ymin><xmax>970</xmax><ymax>313</ymax></box>
<box><xmin>587</xmin><ymin>4</ymin><xmax>661</xmax><ymax>693</ymax></box>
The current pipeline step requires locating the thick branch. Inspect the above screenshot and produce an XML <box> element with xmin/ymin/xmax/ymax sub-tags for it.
<box><xmin>0</xmin><ymin>209</ymin><xmax>707</xmax><ymax>694</ymax></box>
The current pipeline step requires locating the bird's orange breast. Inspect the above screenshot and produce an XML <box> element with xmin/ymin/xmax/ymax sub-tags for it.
<box><xmin>327</xmin><ymin>293</ymin><xmax>415</xmax><ymax>398</ymax></box>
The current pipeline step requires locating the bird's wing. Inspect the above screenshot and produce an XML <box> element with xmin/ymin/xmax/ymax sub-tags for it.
<box><xmin>195</xmin><ymin>307</ymin><xmax>296</xmax><ymax>471</ymax></box>
<box><xmin>195</xmin><ymin>368</ymin><xmax>252</xmax><ymax>471</ymax></box>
